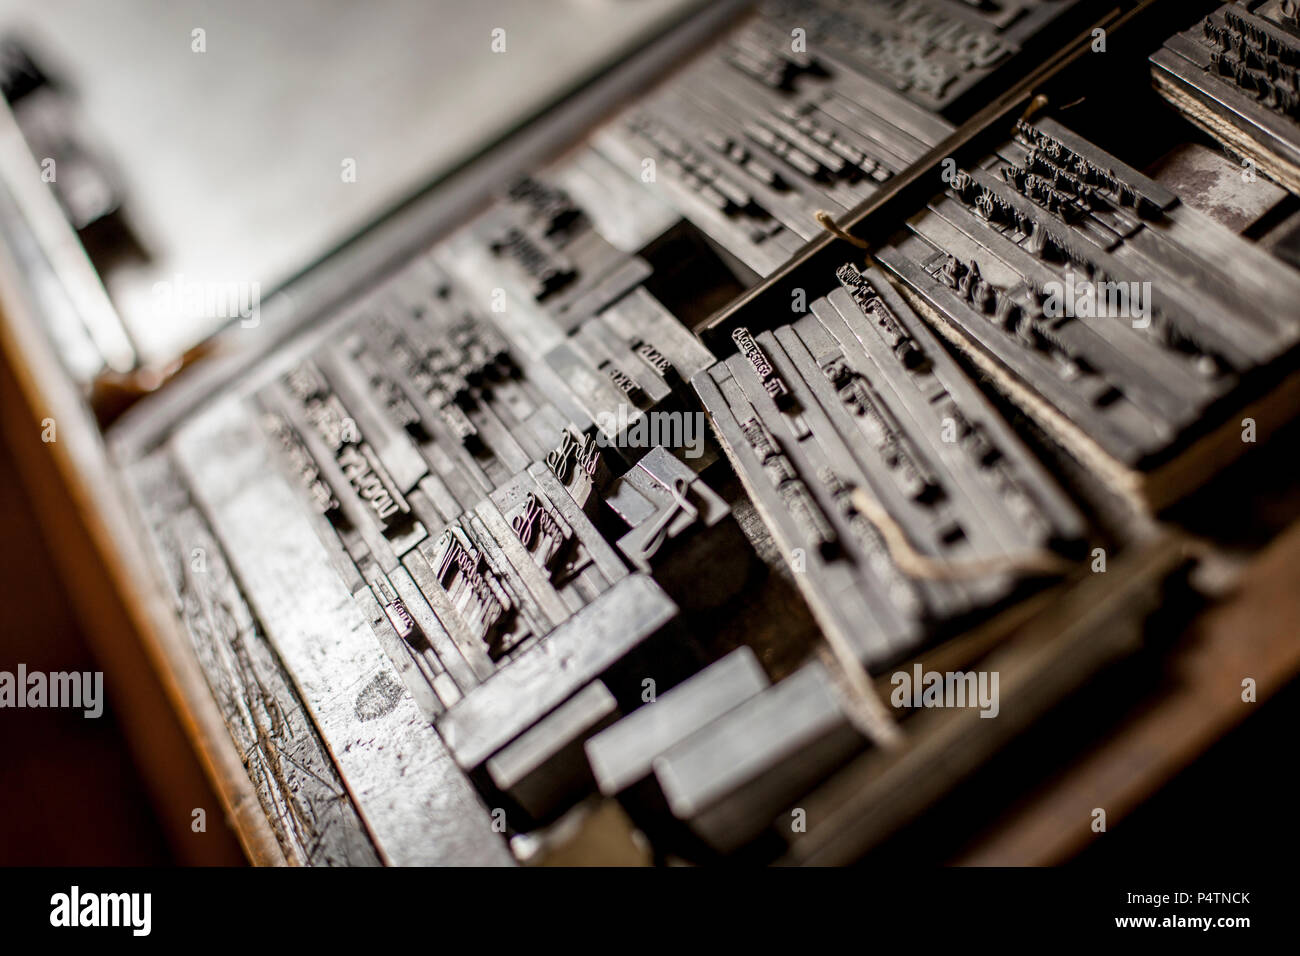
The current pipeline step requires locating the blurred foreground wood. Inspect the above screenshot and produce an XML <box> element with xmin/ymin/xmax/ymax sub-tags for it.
<box><xmin>956</xmin><ymin>522</ymin><xmax>1300</xmax><ymax>865</ymax></box>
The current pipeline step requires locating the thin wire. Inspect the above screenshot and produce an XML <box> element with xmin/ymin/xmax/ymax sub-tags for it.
<box><xmin>848</xmin><ymin>486</ymin><xmax>1075</xmax><ymax>580</ymax></box>
<box><xmin>815</xmin><ymin>209</ymin><xmax>872</xmax><ymax>249</ymax></box>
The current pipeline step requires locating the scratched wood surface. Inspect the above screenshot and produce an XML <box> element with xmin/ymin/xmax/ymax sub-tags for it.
<box><xmin>130</xmin><ymin>452</ymin><xmax>380</xmax><ymax>866</ymax></box>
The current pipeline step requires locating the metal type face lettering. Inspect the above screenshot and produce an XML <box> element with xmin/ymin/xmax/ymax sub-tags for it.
<box><xmin>633</xmin><ymin>339</ymin><xmax>673</xmax><ymax>378</ymax></box>
<box><xmin>373</xmin><ymin>577</ymin><xmax>421</xmax><ymax>644</ymax></box>
<box><xmin>260</xmin><ymin>411</ymin><xmax>341</xmax><ymax>518</ymax></box>
<box><xmin>876</xmin><ymin>114</ymin><xmax>1300</xmax><ymax>472</ymax></box>
<box><xmin>757</xmin><ymin>0</ymin><xmax>1087</xmax><ymax>113</ymax></box>
<box><xmin>601</xmin><ymin>359</ymin><xmax>647</xmax><ymax>404</ymax></box>
<box><xmin>546</xmin><ymin>428</ymin><xmax>603</xmax><ymax>485</ymax></box>
<box><xmin>244</xmin><ymin>248</ymin><xmax>670</xmax><ymax>719</ymax></box>
<box><xmin>383</xmin><ymin>598</ymin><xmax>419</xmax><ymax>643</ymax></box>
<box><xmin>485</xmin><ymin>175</ymin><xmax>589</xmax><ymax>302</ymax></box>
<box><xmin>694</xmin><ymin>261</ymin><xmax>1084</xmax><ymax>668</ymax></box>
<box><xmin>733</xmin><ymin>327</ymin><xmax>792</xmax><ymax>404</ymax></box>
<box><xmin>510</xmin><ymin>491</ymin><xmax>569</xmax><ymax>569</ymax></box>
<box><xmin>738</xmin><ymin>415</ymin><xmax>838</xmax><ymax>556</ymax></box>
<box><xmin>432</xmin><ymin>526</ymin><xmax>528</xmax><ymax>660</ymax></box>
<box><xmin>456</xmin><ymin>169</ymin><xmax>653</xmax><ymax>332</ymax></box>
<box><xmin>764</xmin><ymin>0</ymin><xmax>1009</xmax><ymax>104</ymax></box>
<box><xmin>820</xmin><ymin>355</ymin><xmax>938</xmax><ymax>504</ymax></box>
<box><xmin>589</xmin><ymin>0</ymin><xmax>993</xmax><ymax>275</ymax></box>
<box><xmin>1202</xmin><ymin>9</ymin><xmax>1300</xmax><ymax>120</ymax></box>
<box><xmin>1153</xmin><ymin>3</ymin><xmax>1300</xmax><ymax>193</ymax></box>
<box><xmin>281</xmin><ymin>361</ymin><xmax>416</xmax><ymax>533</ymax></box>
<box><xmin>490</xmin><ymin>226</ymin><xmax>578</xmax><ymax>302</ymax></box>
<box><xmin>338</xmin><ymin>443</ymin><xmax>405</xmax><ymax>526</ymax></box>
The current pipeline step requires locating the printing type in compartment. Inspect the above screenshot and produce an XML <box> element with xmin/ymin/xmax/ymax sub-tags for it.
<box><xmin>1153</xmin><ymin>2</ymin><xmax>1300</xmax><ymax>193</ymax></box>
<box><xmin>694</xmin><ymin>263</ymin><xmax>1085</xmax><ymax>672</ymax></box>
<box><xmin>592</xmin><ymin>0</ymin><xmax>960</xmax><ymax>276</ymax></box>
<box><xmin>875</xmin><ymin>114</ymin><xmax>1300</xmax><ymax>504</ymax></box>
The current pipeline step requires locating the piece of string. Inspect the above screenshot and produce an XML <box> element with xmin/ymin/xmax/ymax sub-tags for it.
<box><xmin>1019</xmin><ymin>93</ymin><xmax>1050</xmax><ymax>124</ymax></box>
<box><xmin>848</xmin><ymin>485</ymin><xmax>1075</xmax><ymax>580</ymax></box>
<box><xmin>815</xmin><ymin>209</ymin><xmax>871</xmax><ymax>248</ymax></box>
